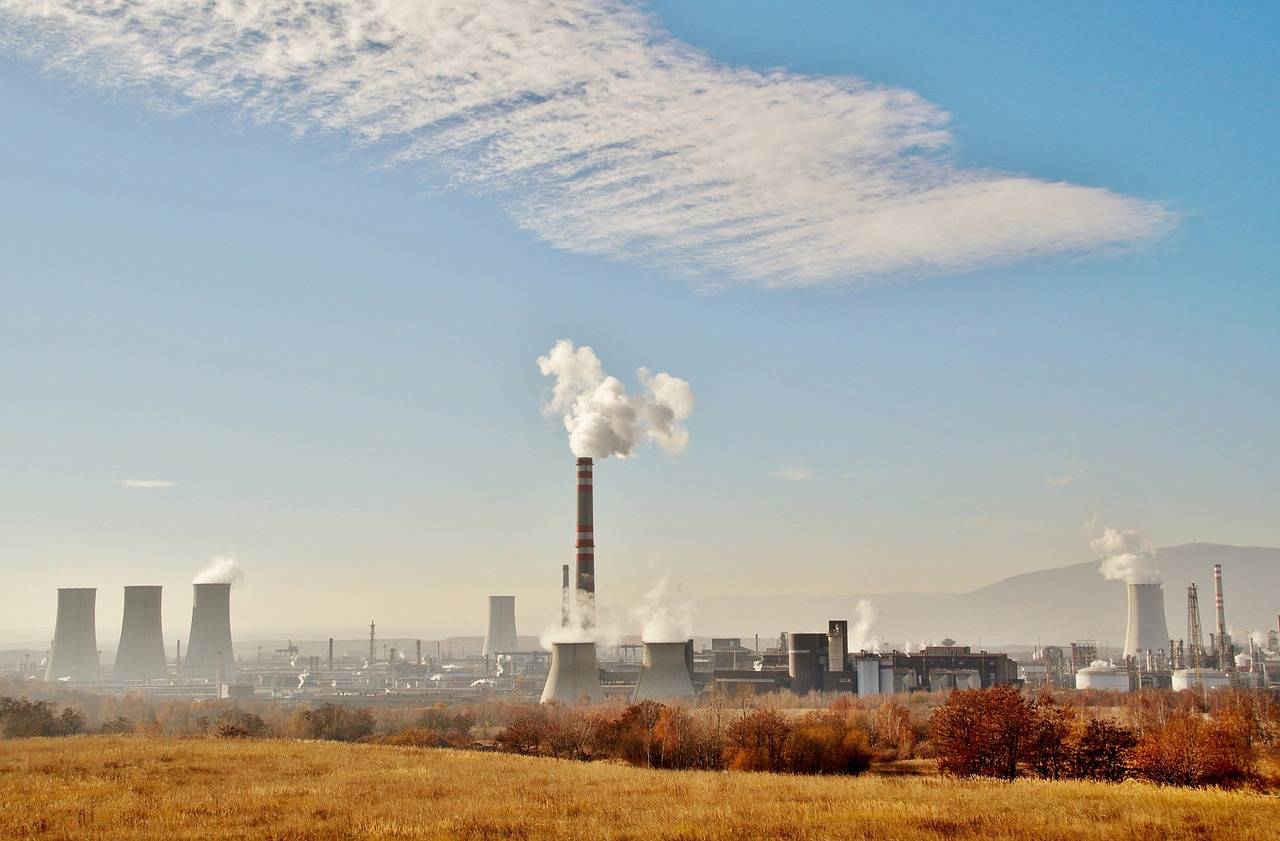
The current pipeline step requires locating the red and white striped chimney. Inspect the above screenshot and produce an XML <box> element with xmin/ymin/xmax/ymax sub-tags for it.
<box><xmin>1213</xmin><ymin>563</ymin><xmax>1231</xmax><ymax>670</ymax></box>
<box><xmin>575</xmin><ymin>456</ymin><xmax>595</xmax><ymax>626</ymax></box>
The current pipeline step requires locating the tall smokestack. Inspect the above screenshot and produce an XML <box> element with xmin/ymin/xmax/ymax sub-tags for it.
<box><xmin>1213</xmin><ymin>563</ymin><xmax>1232</xmax><ymax>670</ymax></box>
<box><xmin>482</xmin><ymin>596</ymin><xmax>518</xmax><ymax>656</ymax></box>
<box><xmin>561</xmin><ymin>564</ymin><xmax>570</xmax><ymax>627</ymax></box>
<box><xmin>575</xmin><ymin>456</ymin><xmax>594</xmax><ymax>626</ymax></box>
<box><xmin>1123</xmin><ymin>582</ymin><xmax>1170</xmax><ymax>659</ymax></box>
<box><xmin>45</xmin><ymin>588</ymin><xmax>98</xmax><ymax>682</ymax></box>
<box><xmin>328</xmin><ymin>637</ymin><xmax>334</xmax><ymax>671</ymax></box>
<box><xmin>184</xmin><ymin>582</ymin><xmax>234</xmax><ymax>679</ymax></box>
<box><xmin>113</xmin><ymin>585</ymin><xmax>167</xmax><ymax>681</ymax></box>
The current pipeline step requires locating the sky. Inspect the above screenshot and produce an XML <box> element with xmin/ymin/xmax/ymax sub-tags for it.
<box><xmin>0</xmin><ymin>2</ymin><xmax>1277</xmax><ymax>644</ymax></box>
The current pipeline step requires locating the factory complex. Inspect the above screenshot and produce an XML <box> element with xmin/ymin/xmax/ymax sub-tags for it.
<box><xmin>10</xmin><ymin>457</ymin><xmax>1279</xmax><ymax>704</ymax></box>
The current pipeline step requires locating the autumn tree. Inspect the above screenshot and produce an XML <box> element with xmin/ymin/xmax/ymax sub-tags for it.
<box><xmin>724</xmin><ymin>708</ymin><xmax>791</xmax><ymax>772</ymax></box>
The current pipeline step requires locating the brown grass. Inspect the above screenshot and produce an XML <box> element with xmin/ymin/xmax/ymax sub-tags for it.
<box><xmin>1</xmin><ymin>736</ymin><xmax>1277</xmax><ymax>840</ymax></box>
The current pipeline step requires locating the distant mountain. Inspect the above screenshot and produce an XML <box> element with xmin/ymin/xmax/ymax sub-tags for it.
<box><xmin>695</xmin><ymin>544</ymin><xmax>1279</xmax><ymax>648</ymax></box>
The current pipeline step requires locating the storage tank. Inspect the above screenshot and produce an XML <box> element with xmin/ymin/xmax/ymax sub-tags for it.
<box><xmin>633</xmin><ymin>641</ymin><xmax>696</xmax><ymax>701</ymax></box>
<box><xmin>1074</xmin><ymin>660</ymin><xmax>1130</xmax><ymax>691</ymax></box>
<box><xmin>788</xmin><ymin>632</ymin><xmax>827</xmax><ymax>694</ymax></box>
<box><xmin>855</xmin><ymin>657</ymin><xmax>880</xmax><ymax>697</ymax></box>
<box><xmin>1171</xmin><ymin>668</ymin><xmax>1231</xmax><ymax>691</ymax></box>
<box><xmin>540</xmin><ymin>641</ymin><xmax>603</xmax><ymax>704</ymax></box>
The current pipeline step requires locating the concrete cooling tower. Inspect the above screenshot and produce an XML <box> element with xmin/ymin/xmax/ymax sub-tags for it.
<box><xmin>482</xmin><ymin>595</ymin><xmax>518</xmax><ymax>656</ymax></box>
<box><xmin>113</xmin><ymin>585</ymin><xmax>168</xmax><ymax>681</ymax></box>
<box><xmin>183</xmin><ymin>582</ymin><xmax>234</xmax><ymax>679</ymax></box>
<box><xmin>632</xmin><ymin>641</ymin><xmax>696</xmax><ymax>701</ymax></box>
<box><xmin>44</xmin><ymin>588</ymin><xmax>99</xmax><ymax>681</ymax></box>
<box><xmin>540</xmin><ymin>642</ymin><xmax>603</xmax><ymax>704</ymax></box>
<box><xmin>1123</xmin><ymin>582</ymin><xmax>1170</xmax><ymax>659</ymax></box>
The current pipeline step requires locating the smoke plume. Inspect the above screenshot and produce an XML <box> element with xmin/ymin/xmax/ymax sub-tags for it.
<box><xmin>630</xmin><ymin>573</ymin><xmax>696</xmax><ymax>643</ymax></box>
<box><xmin>1091</xmin><ymin>527</ymin><xmax>1160</xmax><ymax>584</ymax></box>
<box><xmin>537</xmin><ymin>340</ymin><xmax>694</xmax><ymax>459</ymax></box>
<box><xmin>848</xmin><ymin>598</ymin><xmax>877</xmax><ymax>653</ymax></box>
<box><xmin>194</xmin><ymin>555</ymin><xmax>245</xmax><ymax>587</ymax></box>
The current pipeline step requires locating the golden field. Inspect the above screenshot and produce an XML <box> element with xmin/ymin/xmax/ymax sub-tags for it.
<box><xmin>1</xmin><ymin>736</ymin><xmax>1277</xmax><ymax>840</ymax></box>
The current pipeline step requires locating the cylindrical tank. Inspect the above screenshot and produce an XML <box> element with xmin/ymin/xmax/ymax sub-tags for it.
<box><xmin>855</xmin><ymin>657</ymin><xmax>880</xmax><ymax>697</ymax></box>
<box><xmin>1171</xmin><ymin>668</ymin><xmax>1231</xmax><ymax>691</ymax></box>
<box><xmin>184</xmin><ymin>582</ymin><xmax>234</xmax><ymax>679</ymax></box>
<box><xmin>633</xmin><ymin>641</ymin><xmax>696</xmax><ymax>701</ymax></box>
<box><xmin>1074</xmin><ymin>660</ymin><xmax>1130</xmax><ymax>691</ymax></box>
<box><xmin>1123</xmin><ymin>582</ymin><xmax>1170</xmax><ymax>659</ymax></box>
<box><xmin>45</xmin><ymin>588</ymin><xmax>99</xmax><ymax>681</ymax></box>
<box><xmin>788</xmin><ymin>632</ymin><xmax>827</xmax><ymax>695</ymax></box>
<box><xmin>113</xmin><ymin>585</ymin><xmax>168</xmax><ymax>680</ymax></box>
<box><xmin>482</xmin><ymin>595</ymin><xmax>517</xmax><ymax>656</ymax></box>
<box><xmin>540</xmin><ymin>642</ymin><xmax>603</xmax><ymax>704</ymax></box>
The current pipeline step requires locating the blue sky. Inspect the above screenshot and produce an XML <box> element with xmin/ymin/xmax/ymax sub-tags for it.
<box><xmin>0</xmin><ymin>1</ymin><xmax>1276</xmax><ymax>642</ymax></box>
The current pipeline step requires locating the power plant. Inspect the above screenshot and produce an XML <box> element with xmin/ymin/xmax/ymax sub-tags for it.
<box><xmin>183</xmin><ymin>582</ymin><xmax>234</xmax><ymax>679</ymax></box>
<box><xmin>1122</xmin><ymin>582</ymin><xmax>1170</xmax><ymax>659</ymax></box>
<box><xmin>482</xmin><ymin>596</ymin><xmax>517</xmax><ymax>656</ymax></box>
<box><xmin>44</xmin><ymin>588</ymin><xmax>99</xmax><ymax>682</ymax></box>
<box><xmin>113</xmin><ymin>585</ymin><xmax>168</xmax><ymax>681</ymax></box>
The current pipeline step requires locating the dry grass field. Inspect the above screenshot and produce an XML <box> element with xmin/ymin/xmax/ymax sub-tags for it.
<box><xmin>1</xmin><ymin>736</ymin><xmax>1277</xmax><ymax>841</ymax></box>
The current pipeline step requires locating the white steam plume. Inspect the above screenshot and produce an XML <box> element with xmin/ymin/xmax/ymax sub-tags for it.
<box><xmin>848</xmin><ymin>598</ymin><xmax>877</xmax><ymax>653</ymax></box>
<box><xmin>540</xmin><ymin>590</ymin><xmax>619</xmax><ymax>649</ymax></box>
<box><xmin>194</xmin><ymin>555</ymin><xmax>245</xmax><ymax>587</ymax></box>
<box><xmin>1090</xmin><ymin>527</ymin><xmax>1160</xmax><ymax>585</ymax></box>
<box><xmin>0</xmin><ymin>1</ymin><xmax>1172</xmax><ymax>287</ymax></box>
<box><xmin>538</xmin><ymin>339</ymin><xmax>693</xmax><ymax>459</ymax></box>
<box><xmin>630</xmin><ymin>573</ymin><xmax>696</xmax><ymax>643</ymax></box>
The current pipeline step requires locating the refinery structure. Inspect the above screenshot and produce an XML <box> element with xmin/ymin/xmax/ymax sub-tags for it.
<box><xmin>11</xmin><ymin>453</ymin><xmax>1278</xmax><ymax>703</ymax></box>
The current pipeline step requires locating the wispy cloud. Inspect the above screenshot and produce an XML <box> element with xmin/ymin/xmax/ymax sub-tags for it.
<box><xmin>1046</xmin><ymin>462</ymin><xmax>1085</xmax><ymax>486</ymax></box>
<box><xmin>0</xmin><ymin>1</ymin><xmax>1173</xmax><ymax>287</ymax></box>
<box><xmin>769</xmin><ymin>466</ymin><xmax>813</xmax><ymax>481</ymax></box>
<box><xmin>120</xmin><ymin>479</ymin><xmax>176</xmax><ymax>489</ymax></box>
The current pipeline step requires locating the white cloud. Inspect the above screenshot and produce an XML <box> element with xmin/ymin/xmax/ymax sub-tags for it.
<box><xmin>769</xmin><ymin>466</ymin><xmax>812</xmax><ymax>481</ymax></box>
<box><xmin>120</xmin><ymin>479</ymin><xmax>176</xmax><ymax>489</ymax></box>
<box><xmin>0</xmin><ymin>1</ymin><xmax>1174</xmax><ymax>286</ymax></box>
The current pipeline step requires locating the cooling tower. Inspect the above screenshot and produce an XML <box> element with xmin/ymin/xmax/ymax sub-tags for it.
<box><xmin>483</xmin><ymin>595</ymin><xmax>518</xmax><ymax>656</ymax></box>
<box><xmin>575</xmin><ymin>457</ymin><xmax>595</xmax><ymax>625</ymax></box>
<box><xmin>633</xmin><ymin>641</ymin><xmax>696</xmax><ymax>701</ymax></box>
<box><xmin>540</xmin><ymin>641</ymin><xmax>603</xmax><ymax>704</ymax></box>
<box><xmin>113</xmin><ymin>585</ymin><xmax>168</xmax><ymax>681</ymax></box>
<box><xmin>1123</xmin><ymin>582</ymin><xmax>1170</xmax><ymax>659</ymax></box>
<box><xmin>183</xmin><ymin>582</ymin><xmax>234</xmax><ymax>678</ymax></box>
<box><xmin>44</xmin><ymin>588</ymin><xmax>99</xmax><ymax>682</ymax></box>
